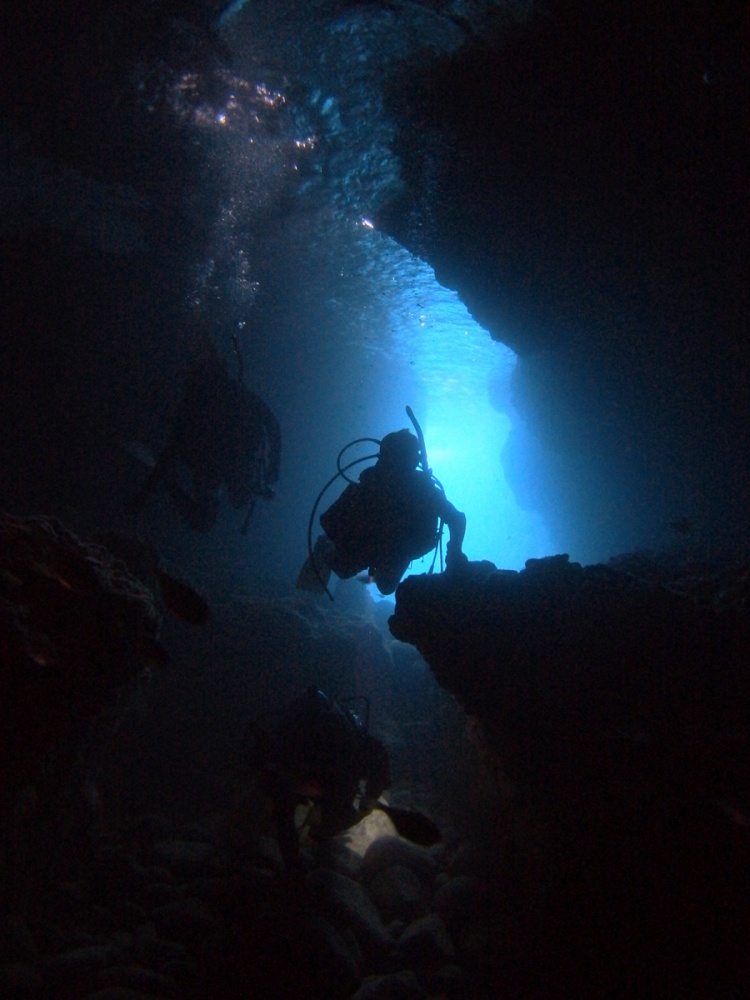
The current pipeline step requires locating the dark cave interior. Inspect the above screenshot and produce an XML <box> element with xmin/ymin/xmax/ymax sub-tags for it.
<box><xmin>1</xmin><ymin>2</ymin><xmax>749</xmax><ymax>998</ymax></box>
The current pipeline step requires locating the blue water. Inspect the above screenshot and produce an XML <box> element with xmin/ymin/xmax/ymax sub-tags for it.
<box><xmin>346</xmin><ymin>225</ymin><xmax>554</xmax><ymax>572</ymax></box>
<box><xmin>148</xmin><ymin>25</ymin><xmax>554</xmax><ymax>591</ymax></box>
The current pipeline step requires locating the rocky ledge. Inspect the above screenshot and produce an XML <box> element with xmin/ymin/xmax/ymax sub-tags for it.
<box><xmin>390</xmin><ymin>552</ymin><xmax>750</xmax><ymax>997</ymax></box>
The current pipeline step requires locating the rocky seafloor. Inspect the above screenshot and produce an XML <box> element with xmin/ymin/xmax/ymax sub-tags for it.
<box><xmin>0</xmin><ymin>808</ymin><xmax>506</xmax><ymax>1000</ymax></box>
<box><xmin>0</xmin><ymin>511</ymin><xmax>504</xmax><ymax>999</ymax></box>
<box><xmin>2</xmin><ymin>512</ymin><xmax>749</xmax><ymax>998</ymax></box>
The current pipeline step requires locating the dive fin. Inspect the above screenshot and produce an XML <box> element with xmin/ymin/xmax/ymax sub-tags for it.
<box><xmin>372</xmin><ymin>802</ymin><xmax>442</xmax><ymax>846</ymax></box>
<box><xmin>296</xmin><ymin>538</ymin><xmax>332</xmax><ymax>594</ymax></box>
<box><xmin>296</xmin><ymin>557</ymin><xmax>330</xmax><ymax>593</ymax></box>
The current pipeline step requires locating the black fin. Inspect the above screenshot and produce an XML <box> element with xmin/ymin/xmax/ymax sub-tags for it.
<box><xmin>374</xmin><ymin>803</ymin><xmax>442</xmax><ymax>846</ymax></box>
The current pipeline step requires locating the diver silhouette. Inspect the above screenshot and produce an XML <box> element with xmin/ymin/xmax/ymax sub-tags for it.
<box><xmin>252</xmin><ymin>688</ymin><xmax>391</xmax><ymax>866</ymax></box>
<box><xmin>131</xmin><ymin>337</ymin><xmax>280</xmax><ymax>533</ymax></box>
<box><xmin>250</xmin><ymin>687</ymin><xmax>440</xmax><ymax>870</ymax></box>
<box><xmin>297</xmin><ymin>408</ymin><xmax>466</xmax><ymax>596</ymax></box>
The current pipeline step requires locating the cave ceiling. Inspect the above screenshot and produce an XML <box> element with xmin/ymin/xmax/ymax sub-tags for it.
<box><xmin>3</xmin><ymin>0</ymin><xmax>748</xmax><ymax>550</ymax></box>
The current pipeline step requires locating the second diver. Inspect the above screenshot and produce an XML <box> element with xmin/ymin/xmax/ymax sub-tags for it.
<box><xmin>131</xmin><ymin>336</ymin><xmax>281</xmax><ymax>533</ymax></box>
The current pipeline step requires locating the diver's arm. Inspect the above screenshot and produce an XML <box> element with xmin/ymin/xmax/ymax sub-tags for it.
<box><xmin>439</xmin><ymin>497</ymin><xmax>467</xmax><ymax>570</ymax></box>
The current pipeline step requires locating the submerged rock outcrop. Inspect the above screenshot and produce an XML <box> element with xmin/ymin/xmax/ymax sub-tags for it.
<box><xmin>390</xmin><ymin>553</ymin><xmax>750</xmax><ymax>997</ymax></box>
<box><xmin>0</xmin><ymin>512</ymin><xmax>167</xmax><ymax>809</ymax></box>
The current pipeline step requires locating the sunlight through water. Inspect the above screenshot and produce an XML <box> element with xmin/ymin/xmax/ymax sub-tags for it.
<box><xmin>354</xmin><ymin>227</ymin><xmax>554</xmax><ymax>577</ymax></box>
<box><xmin>157</xmin><ymin>49</ymin><xmax>555</xmax><ymax>586</ymax></box>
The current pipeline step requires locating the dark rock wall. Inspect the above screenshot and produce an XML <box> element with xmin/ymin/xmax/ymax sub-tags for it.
<box><xmin>389</xmin><ymin>553</ymin><xmax>750</xmax><ymax>996</ymax></box>
<box><xmin>381</xmin><ymin>0</ymin><xmax>750</xmax><ymax>559</ymax></box>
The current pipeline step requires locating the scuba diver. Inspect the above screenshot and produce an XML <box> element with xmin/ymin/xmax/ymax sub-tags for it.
<box><xmin>250</xmin><ymin>687</ymin><xmax>440</xmax><ymax>869</ymax></box>
<box><xmin>297</xmin><ymin>407</ymin><xmax>467</xmax><ymax>597</ymax></box>
<box><xmin>131</xmin><ymin>335</ymin><xmax>280</xmax><ymax>533</ymax></box>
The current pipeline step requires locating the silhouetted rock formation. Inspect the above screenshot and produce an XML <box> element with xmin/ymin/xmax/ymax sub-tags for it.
<box><xmin>389</xmin><ymin>553</ymin><xmax>750</xmax><ymax>997</ymax></box>
<box><xmin>0</xmin><ymin>512</ymin><xmax>166</xmax><ymax>811</ymax></box>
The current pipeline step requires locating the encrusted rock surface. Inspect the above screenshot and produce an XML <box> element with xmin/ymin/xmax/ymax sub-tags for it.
<box><xmin>0</xmin><ymin>812</ymin><xmax>506</xmax><ymax>1000</ymax></box>
<box><xmin>390</xmin><ymin>552</ymin><xmax>750</xmax><ymax>997</ymax></box>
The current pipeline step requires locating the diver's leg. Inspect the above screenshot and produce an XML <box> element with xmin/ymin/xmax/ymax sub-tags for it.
<box><xmin>373</xmin><ymin>556</ymin><xmax>410</xmax><ymax>596</ymax></box>
<box><xmin>325</xmin><ymin>544</ymin><xmax>365</xmax><ymax>581</ymax></box>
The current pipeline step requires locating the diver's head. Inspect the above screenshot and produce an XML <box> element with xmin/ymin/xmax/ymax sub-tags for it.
<box><xmin>378</xmin><ymin>429</ymin><xmax>420</xmax><ymax>472</ymax></box>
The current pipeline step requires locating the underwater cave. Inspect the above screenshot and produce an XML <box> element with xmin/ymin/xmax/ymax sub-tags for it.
<box><xmin>1</xmin><ymin>1</ymin><xmax>749</xmax><ymax>998</ymax></box>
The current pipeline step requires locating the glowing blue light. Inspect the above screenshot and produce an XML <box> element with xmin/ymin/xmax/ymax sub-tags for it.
<box><xmin>376</xmin><ymin>246</ymin><xmax>553</xmax><ymax>575</ymax></box>
<box><xmin>420</xmin><ymin>405</ymin><xmax>552</xmax><ymax>571</ymax></box>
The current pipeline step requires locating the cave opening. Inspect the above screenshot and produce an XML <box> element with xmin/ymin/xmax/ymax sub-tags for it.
<box><xmin>174</xmin><ymin>6</ymin><xmax>556</xmax><ymax>597</ymax></box>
